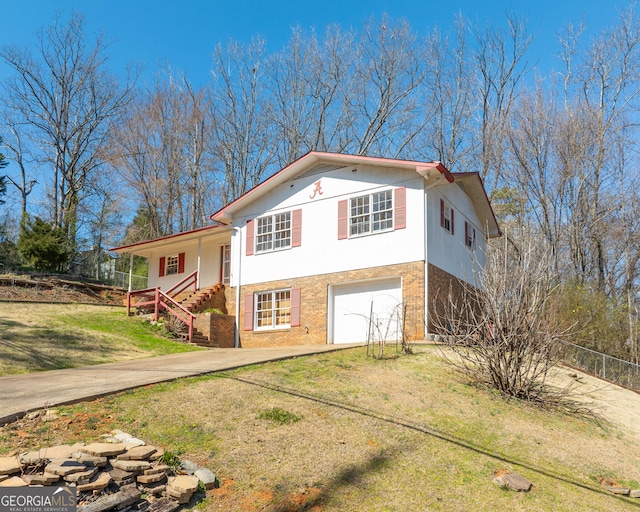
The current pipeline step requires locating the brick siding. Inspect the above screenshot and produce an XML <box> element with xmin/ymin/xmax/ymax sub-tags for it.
<box><xmin>224</xmin><ymin>261</ymin><xmax>425</xmax><ymax>348</ymax></box>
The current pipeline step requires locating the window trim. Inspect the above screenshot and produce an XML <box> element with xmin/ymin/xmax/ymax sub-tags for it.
<box><xmin>440</xmin><ymin>199</ymin><xmax>454</xmax><ymax>235</ymax></box>
<box><xmin>254</xmin><ymin>288</ymin><xmax>292</xmax><ymax>331</ymax></box>
<box><xmin>348</xmin><ymin>189</ymin><xmax>394</xmax><ymax>238</ymax></box>
<box><xmin>465</xmin><ymin>221</ymin><xmax>477</xmax><ymax>251</ymax></box>
<box><xmin>247</xmin><ymin>209</ymin><xmax>302</xmax><ymax>255</ymax></box>
<box><xmin>221</xmin><ymin>244</ymin><xmax>231</xmax><ymax>284</ymax></box>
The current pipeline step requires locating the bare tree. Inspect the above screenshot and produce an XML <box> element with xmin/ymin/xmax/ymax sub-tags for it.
<box><xmin>353</xmin><ymin>16</ymin><xmax>426</xmax><ymax>157</ymax></box>
<box><xmin>108</xmin><ymin>73</ymin><xmax>214</xmax><ymax>238</ymax></box>
<box><xmin>418</xmin><ymin>15</ymin><xmax>476</xmax><ymax>169</ymax></box>
<box><xmin>210</xmin><ymin>38</ymin><xmax>276</xmax><ymax>204</ymax></box>
<box><xmin>432</xmin><ymin>236</ymin><xmax>575</xmax><ymax>403</ymax></box>
<box><xmin>0</xmin><ymin>12</ymin><xmax>136</xmax><ymax>256</ymax></box>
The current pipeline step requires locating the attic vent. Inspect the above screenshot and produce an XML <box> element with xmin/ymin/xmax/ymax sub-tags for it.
<box><xmin>294</xmin><ymin>163</ymin><xmax>346</xmax><ymax>180</ymax></box>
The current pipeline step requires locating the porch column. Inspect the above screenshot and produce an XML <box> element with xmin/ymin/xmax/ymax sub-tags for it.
<box><xmin>197</xmin><ymin>238</ymin><xmax>202</xmax><ymax>290</ymax></box>
<box><xmin>128</xmin><ymin>253</ymin><xmax>133</xmax><ymax>292</ymax></box>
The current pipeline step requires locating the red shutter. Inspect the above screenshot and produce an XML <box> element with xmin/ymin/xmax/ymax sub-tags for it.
<box><xmin>451</xmin><ymin>209</ymin><xmax>455</xmax><ymax>235</ymax></box>
<box><xmin>244</xmin><ymin>294</ymin><xmax>254</xmax><ymax>331</ymax></box>
<box><xmin>178</xmin><ymin>252</ymin><xmax>185</xmax><ymax>274</ymax></box>
<box><xmin>440</xmin><ymin>199</ymin><xmax>445</xmax><ymax>228</ymax></box>
<box><xmin>158</xmin><ymin>257</ymin><xmax>165</xmax><ymax>277</ymax></box>
<box><xmin>338</xmin><ymin>200</ymin><xmax>348</xmax><ymax>240</ymax></box>
<box><xmin>290</xmin><ymin>288</ymin><xmax>301</xmax><ymax>327</ymax></box>
<box><xmin>246</xmin><ymin>219</ymin><xmax>254</xmax><ymax>256</ymax></box>
<box><xmin>292</xmin><ymin>209</ymin><xmax>302</xmax><ymax>247</ymax></box>
<box><xmin>394</xmin><ymin>187</ymin><xmax>406</xmax><ymax>230</ymax></box>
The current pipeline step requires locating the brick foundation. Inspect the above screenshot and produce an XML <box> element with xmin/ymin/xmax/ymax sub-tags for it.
<box><xmin>193</xmin><ymin>313</ymin><xmax>236</xmax><ymax>348</ymax></box>
<box><xmin>225</xmin><ymin>261</ymin><xmax>425</xmax><ymax>348</ymax></box>
<box><xmin>427</xmin><ymin>263</ymin><xmax>471</xmax><ymax>335</ymax></box>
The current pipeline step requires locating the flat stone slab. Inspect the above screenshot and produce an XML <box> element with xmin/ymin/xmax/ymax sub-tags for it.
<box><xmin>22</xmin><ymin>473</ymin><xmax>60</xmax><ymax>485</ymax></box>
<box><xmin>493</xmin><ymin>472</ymin><xmax>533</xmax><ymax>492</ymax></box>
<box><xmin>45</xmin><ymin>459</ymin><xmax>87</xmax><ymax>476</ymax></box>
<box><xmin>0</xmin><ymin>476</ymin><xmax>28</xmax><ymax>487</ymax></box>
<box><xmin>117</xmin><ymin>446</ymin><xmax>157</xmax><ymax>461</ymax></box>
<box><xmin>0</xmin><ymin>456</ymin><xmax>21</xmax><ymax>476</ymax></box>
<box><xmin>111</xmin><ymin>459</ymin><xmax>151</xmax><ymax>472</ymax></box>
<box><xmin>168</xmin><ymin>475</ymin><xmax>198</xmax><ymax>493</ymax></box>
<box><xmin>64</xmin><ymin>467</ymin><xmax>99</xmax><ymax>483</ymax></box>
<box><xmin>139</xmin><ymin>482</ymin><xmax>166</xmax><ymax>496</ymax></box>
<box><xmin>630</xmin><ymin>489</ymin><xmax>640</xmax><ymax>498</ymax></box>
<box><xmin>144</xmin><ymin>464</ymin><xmax>170</xmax><ymax>475</ymax></box>
<box><xmin>194</xmin><ymin>468</ymin><xmax>218</xmax><ymax>490</ymax></box>
<box><xmin>79</xmin><ymin>443</ymin><xmax>127</xmax><ymax>457</ymax></box>
<box><xmin>137</xmin><ymin>472</ymin><xmax>166</xmax><ymax>484</ymax></box>
<box><xmin>73</xmin><ymin>453</ymin><xmax>108</xmax><ymax>467</ymax></box>
<box><xmin>604</xmin><ymin>485</ymin><xmax>630</xmax><ymax>495</ymax></box>
<box><xmin>21</xmin><ymin>444</ymin><xmax>79</xmax><ymax>464</ymax></box>
<box><xmin>77</xmin><ymin>471</ymin><xmax>112</xmax><ymax>492</ymax></box>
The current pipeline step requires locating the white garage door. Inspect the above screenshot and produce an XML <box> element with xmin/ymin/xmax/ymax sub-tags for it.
<box><xmin>331</xmin><ymin>278</ymin><xmax>403</xmax><ymax>344</ymax></box>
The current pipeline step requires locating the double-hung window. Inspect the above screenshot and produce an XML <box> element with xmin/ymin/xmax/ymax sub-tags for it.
<box><xmin>256</xmin><ymin>290</ymin><xmax>291</xmax><ymax>329</ymax></box>
<box><xmin>465</xmin><ymin>221</ymin><xmax>476</xmax><ymax>250</ymax></box>
<box><xmin>165</xmin><ymin>255</ymin><xmax>179</xmax><ymax>275</ymax></box>
<box><xmin>256</xmin><ymin>212</ymin><xmax>291</xmax><ymax>253</ymax></box>
<box><xmin>349</xmin><ymin>190</ymin><xmax>393</xmax><ymax>237</ymax></box>
<box><xmin>440</xmin><ymin>199</ymin><xmax>454</xmax><ymax>235</ymax></box>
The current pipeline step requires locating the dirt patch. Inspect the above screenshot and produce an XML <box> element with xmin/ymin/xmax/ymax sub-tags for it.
<box><xmin>0</xmin><ymin>274</ymin><xmax>126</xmax><ymax>305</ymax></box>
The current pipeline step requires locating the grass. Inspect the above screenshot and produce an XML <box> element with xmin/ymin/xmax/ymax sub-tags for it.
<box><xmin>0</xmin><ymin>303</ymin><xmax>201</xmax><ymax>375</ymax></box>
<box><xmin>2</xmin><ymin>345</ymin><xmax>640</xmax><ymax>511</ymax></box>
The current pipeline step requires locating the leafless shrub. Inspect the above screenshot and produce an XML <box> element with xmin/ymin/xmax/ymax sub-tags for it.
<box><xmin>431</xmin><ymin>237</ymin><xmax>579</xmax><ymax>406</ymax></box>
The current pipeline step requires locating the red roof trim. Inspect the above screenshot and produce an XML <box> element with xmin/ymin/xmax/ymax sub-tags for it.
<box><xmin>449</xmin><ymin>172</ymin><xmax>502</xmax><ymax>237</ymax></box>
<box><xmin>210</xmin><ymin>151</ymin><xmax>453</xmax><ymax>222</ymax></box>
<box><xmin>109</xmin><ymin>224</ymin><xmax>225</xmax><ymax>253</ymax></box>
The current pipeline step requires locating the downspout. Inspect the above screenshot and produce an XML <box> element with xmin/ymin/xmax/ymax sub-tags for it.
<box><xmin>232</xmin><ymin>227</ymin><xmax>242</xmax><ymax>349</ymax></box>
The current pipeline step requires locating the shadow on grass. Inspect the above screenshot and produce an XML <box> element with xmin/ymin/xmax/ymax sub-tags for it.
<box><xmin>0</xmin><ymin>317</ymin><xmax>123</xmax><ymax>374</ymax></box>
<box><xmin>228</xmin><ymin>375</ymin><xmax>640</xmax><ymax>510</ymax></box>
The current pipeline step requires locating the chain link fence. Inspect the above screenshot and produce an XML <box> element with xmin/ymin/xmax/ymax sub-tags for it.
<box><xmin>109</xmin><ymin>271</ymin><xmax>148</xmax><ymax>291</ymax></box>
<box><xmin>561</xmin><ymin>342</ymin><xmax>640</xmax><ymax>392</ymax></box>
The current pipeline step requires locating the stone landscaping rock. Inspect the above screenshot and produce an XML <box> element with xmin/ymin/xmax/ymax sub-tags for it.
<box><xmin>168</xmin><ymin>475</ymin><xmax>198</xmax><ymax>493</ymax></box>
<box><xmin>1</xmin><ymin>430</ymin><xmax>217</xmax><ymax>512</ymax></box>
<box><xmin>137</xmin><ymin>472</ymin><xmax>167</xmax><ymax>484</ymax></box>
<box><xmin>604</xmin><ymin>485</ymin><xmax>630</xmax><ymax>495</ymax></box>
<box><xmin>630</xmin><ymin>489</ymin><xmax>640</xmax><ymax>498</ymax></box>
<box><xmin>74</xmin><ymin>453</ymin><xmax>108</xmax><ymax>467</ymax></box>
<box><xmin>64</xmin><ymin>467</ymin><xmax>99</xmax><ymax>484</ymax></box>
<box><xmin>179</xmin><ymin>460</ymin><xmax>199</xmax><ymax>475</ymax></box>
<box><xmin>21</xmin><ymin>444</ymin><xmax>79</xmax><ymax>464</ymax></box>
<box><xmin>76</xmin><ymin>471</ymin><xmax>112</xmax><ymax>492</ymax></box>
<box><xmin>0</xmin><ymin>476</ymin><xmax>28</xmax><ymax>487</ymax></box>
<box><xmin>194</xmin><ymin>468</ymin><xmax>218</xmax><ymax>490</ymax></box>
<box><xmin>80</xmin><ymin>443</ymin><xmax>127</xmax><ymax>457</ymax></box>
<box><xmin>0</xmin><ymin>456</ymin><xmax>21</xmax><ymax>475</ymax></box>
<box><xmin>45</xmin><ymin>459</ymin><xmax>87</xmax><ymax>476</ymax></box>
<box><xmin>493</xmin><ymin>472</ymin><xmax>533</xmax><ymax>492</ymax></box>
<box><xmin>116</xmin><ymin>445</ymin><xmax>157</xmax><ymax>460</ymax></box>
<box><xmin>108</xmin><ymin>467</ymin><xmax>134</xmax><ymax>482</ymax></box>
<box><xmin>144</xmin><ymin>464</ymin><xmax>170</xmax><ymax>475</ymax></box>
<box><xmin>22</xmin><ymin>473</ymin><xmax>60</xmax><ymax>485</ymax></box>
<box><xmin>110</xmin><ymin>459</ymin><xmax>151</xmax><ymax>472</ymax></box>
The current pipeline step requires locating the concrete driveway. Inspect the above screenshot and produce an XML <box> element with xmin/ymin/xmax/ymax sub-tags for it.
<box><xmin>0</xmin><ymin>344</ymin><xmax>362</xmax><ymax>425</ymax></box>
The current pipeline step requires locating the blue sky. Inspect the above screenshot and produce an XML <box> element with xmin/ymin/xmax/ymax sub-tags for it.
<box><xmin>0</xmin><ymin>0</ymin><xmax>627</xmax><ymax>87</ymax></box>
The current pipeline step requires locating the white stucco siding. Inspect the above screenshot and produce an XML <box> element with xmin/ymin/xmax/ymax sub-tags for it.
<box><xmin>427</xmin><ymin>183</ymin><xmax>486</xmax><ymax>285</ymax></box>
<box><xmin>230</xmin><ymin>165</ymin><xmax>426</xmax><ymax>287</ymax></box>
